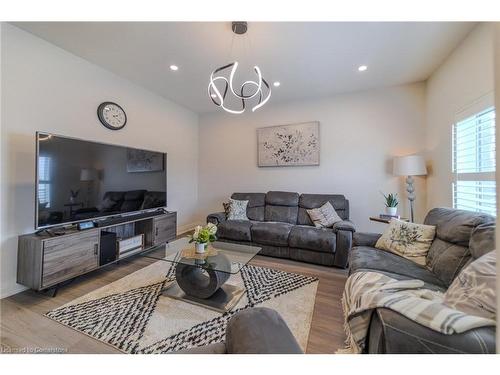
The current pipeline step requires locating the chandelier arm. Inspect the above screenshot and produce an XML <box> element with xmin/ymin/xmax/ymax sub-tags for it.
<box><xmin>252</xmin><ymin>78</ymin><xmax>271</xmax><ymax>112</ymax></box>
<box><xmin>208</xmin><ymin>76</ymin><xmax>229</xmax><ymax>107</ymax></box>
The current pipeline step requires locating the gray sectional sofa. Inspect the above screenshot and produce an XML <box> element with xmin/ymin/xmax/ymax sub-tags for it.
<box><xmin>207</xmin><ymin>191</ymin><xmax>355</xmax><ymax>268</ymax></box>
<box><xmin>349</xmin><ymin>207</ymin><xmax>496</xmax><ymax>353</ymax></box>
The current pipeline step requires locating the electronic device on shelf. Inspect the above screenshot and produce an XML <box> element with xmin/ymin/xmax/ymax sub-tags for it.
<box><xmin>77</xmin><ymin>221</ymin><xmax>95</xmax><ymax>231</ymax></box>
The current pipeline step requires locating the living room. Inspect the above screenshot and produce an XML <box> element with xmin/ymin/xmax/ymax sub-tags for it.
<box><xmin>1</xmin><ymin>0</ymin><xmax>499</xmax><ymax>371</ymax></box>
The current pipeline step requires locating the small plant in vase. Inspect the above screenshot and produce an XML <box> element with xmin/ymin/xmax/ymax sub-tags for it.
<box><xmin>382</xmin><ymin>192</ymin><xmax>399</xmax><ymax>216</ymax></box>
<box><xmin>189</xmin><ymin>223</ymin><xmax>217</xmax><ymax>254</ymax></box>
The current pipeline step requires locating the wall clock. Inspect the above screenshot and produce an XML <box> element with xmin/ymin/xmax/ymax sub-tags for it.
<box><xmin>97</xmin><ymin>102</ymin><xmax>127</xmax><ymax>130</ymax></box>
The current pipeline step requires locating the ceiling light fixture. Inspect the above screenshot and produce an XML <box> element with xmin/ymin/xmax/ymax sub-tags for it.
<box><xmin>208</xmin><ymin>22</ymin><xmax>271</xmax><ymax>114</ymax></box>
<box><xmin>358</xmin><ymin>65</ymin><xmax>368</xmax><ymax>72</ymax></box>
<box><xmin>170</xmin><ymin>65</ymin><xmax>179</xmax><ymax>71</ymax></box>
<box><xmin>273</xmin><ymin>81</ymin><xmax>281</xmax><ymax>87</ymax></box>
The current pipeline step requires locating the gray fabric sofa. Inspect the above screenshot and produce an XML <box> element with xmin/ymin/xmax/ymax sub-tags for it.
<box><xmin>349</xmin><ymin>207</ymin><xmax>496</xmax><ymax>354</ymax></box>
<box><xmin>207</xmin><ymin>191</ymin><xmax>355</xmax><ymax>268</ymax></box>
<box><xmin>175</xmin><ymin>307</ymin><xmax>303</xmax><ymax>354</ymax></box>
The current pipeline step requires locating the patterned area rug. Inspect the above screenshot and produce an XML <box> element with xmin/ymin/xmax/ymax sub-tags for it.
<box><xmin>45</xmin><ymin>260</ymin><xmax>318</xmax><ymax>353</ymax></box>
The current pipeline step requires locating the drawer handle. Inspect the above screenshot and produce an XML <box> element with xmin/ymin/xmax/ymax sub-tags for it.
<box><xmin>94</xmin><ymin>243</ymin><xmax>98</xmax><ymax>255</ymax></box>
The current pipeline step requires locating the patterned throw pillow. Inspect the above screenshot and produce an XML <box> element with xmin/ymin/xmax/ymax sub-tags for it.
<box><xmin>226</xmin><ymin>199</ymin><xmax>249</xmax><ymax>221</ymax></box>
<box><xmin>375</xmin><ymin>219</ymin><xmax>436</xmax><ymax>266</ymax></box>
<box><xmin>306</xmin><ymin>201</ymin><xmax>342</xmax><ymax>228</ymax></box>
<box><xmin>443</xmin><ymin>251</ymin><xmax>496</xmax><ymax>320</ymax></box>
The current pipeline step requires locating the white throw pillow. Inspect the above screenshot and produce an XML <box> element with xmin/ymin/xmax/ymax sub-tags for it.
<box><xmin>375</xmin><ymin>219</ymin><xmax>436</xmax><ymax>266</ymax></box>
<box><xmin>443</xmin><ymin>251</ymin><xmax>496</xmax><ymax>320</ymax></box>
<box><xmin>226</xmin><ymin>199</ymin><xmax>249</xmax><ymax>221</ymax></box>
<box><xmin>306</xmin><ymin>201</ymin><xmax>342</xmax><ymax>228</ymax></box>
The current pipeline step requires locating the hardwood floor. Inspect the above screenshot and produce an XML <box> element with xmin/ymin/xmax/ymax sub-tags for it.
<box><xmin>1</xmin><ymin>245</ymin><xmax>347</xmax><ymax>354</ymax></box>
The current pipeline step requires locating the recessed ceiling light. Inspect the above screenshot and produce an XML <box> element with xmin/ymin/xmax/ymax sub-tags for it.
<box><xmin>273</xmin><ymin>81</ymin><xmax>280</xmax><ymax>87</ymax></box>
<box><xmin>170</xmin><ymin>65</ymin><xmax>179</xmax><ymax>71</ymax></box>
<box><xmin>358</xmin><ymin>65</ymin><xmax>368</xmax><ymax>72</ymax></box>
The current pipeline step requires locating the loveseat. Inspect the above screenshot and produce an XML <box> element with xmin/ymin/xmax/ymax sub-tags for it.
<box><xmin>207</xmin><ymin>191</ymin><xmax>355</xmax><ymax>268</ymax></box>
<box><xmin>349</xmin><ymin>207</ymin><xmax>496</xmax><ymax>353</ymax></box>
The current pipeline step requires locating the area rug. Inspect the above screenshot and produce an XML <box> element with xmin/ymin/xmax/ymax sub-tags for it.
<box><xmin>45</xmin><ymin>260</ymin><xmax>318</xmax><ymax>353</ymax></box>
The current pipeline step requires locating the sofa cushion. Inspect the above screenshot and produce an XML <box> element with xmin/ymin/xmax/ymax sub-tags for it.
<box><xmin>349</xmin><ymin>246</ymin><xmax>446</xmax><ymax>288</ymax></box>
<box><xmin>469</xmin><ymin>222</ymin><xmax>496</xmax><ymax>260</ymax></box>
<box><xmin>231</xmin><ymin>193</ymin><xmax>266</xmax><ymax>207</ymax></box>
<box><xmin>217</xmin><ymin>220</ymin><xmax>253</xmax><ymax>242</ymax></box>
<box><xmin>265</xmin><ymin>206</ymin><xmax>298</xmax><ymax>224</ymax></box>
<box><xmin>231</xmin><ymin>193</ymin><xmax>266</xmax><ymax>221</ymax></box>
<box><xmin>424</xmin><ymin>207</ymin><xmax>494</xmax><ymax>247</ymax></box>
<box><xmin>289</xmin><ymin>225</ymin><xmax>336</xmax><ymax>253</ymax></box>
<box><xmin>425</xmin><ymin>238</ymin><xmax>471</xmax><ymax>287</ymax></box>
<box><xmin>265</xmin><ymin>191</ymin><xmax>299</xmax><ymax>206</ymax></box>
<box><xmin>251</xmin><ymin>222</ymin><xmax>293</xmax><ymax>246</ymax></box>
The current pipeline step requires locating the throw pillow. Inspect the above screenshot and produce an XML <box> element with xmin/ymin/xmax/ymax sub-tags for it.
<box><xmin>443</xmin><ymin>251</ymin><xmax>496</xmax><ymax>320</ymax></box>
<box><xmin>223</xmin><ymin>201</ymin><xmax>231</xmax><ymax>217</ymax></box>
<box><xmin>375</xmin><ymin>219</ymin><xmax>436</xmax><ymax>266</ymax></box>
<box><xmin>227</xmin><ymin>199</ymin><xmax>249</xmax><ymax>221</ymax></box>
<box><xmin>306</xmin><ymin>201</ymin><xmax>342</xmax><ymax>228</ymax></box>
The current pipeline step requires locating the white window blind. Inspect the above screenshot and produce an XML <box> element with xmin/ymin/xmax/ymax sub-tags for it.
<box><xmin>452</xmin><ymin>106</ymin><xmax>496</xmax><ymax>216</ymax></box>
<box><xmin>38</xmin><ymin>156</ymin><xmax>51</xmax><ymax>208</ymax></box>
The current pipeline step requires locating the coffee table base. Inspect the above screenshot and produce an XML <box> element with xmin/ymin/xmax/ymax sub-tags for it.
<box><xmin>162</xmin><ymin>281</ymin><xmax>245</xmax><ymax>313</ymax></box>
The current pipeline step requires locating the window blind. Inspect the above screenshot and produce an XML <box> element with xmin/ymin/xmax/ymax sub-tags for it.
<box><xmin>452</xmin><ymin>106</ymin><xmax>496</xmax><ymax>216</ymax></box>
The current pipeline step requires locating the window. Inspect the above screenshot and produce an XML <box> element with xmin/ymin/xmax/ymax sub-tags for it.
<box><xmin>452</xmin><ymin>106</ymin><xmax>496</xmax><ymax>216</ymax></box>
<box><xmin>38</xmin><ymin>156</ymin><xmax>51</xmax><ymax>208</ymax></box>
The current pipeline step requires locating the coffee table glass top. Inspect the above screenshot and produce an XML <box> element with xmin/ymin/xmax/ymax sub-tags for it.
<box><xmin>142</xmin><ymin>237</ymin><xmax>261</xmax><ymax>274</ymax></box>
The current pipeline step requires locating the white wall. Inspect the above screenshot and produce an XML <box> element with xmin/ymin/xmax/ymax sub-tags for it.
<box><xmin>425</xmin><ymin>24</ymin><xmax>494</xmax><ymax>210</ymax></box>
<box><xmin>0</xmin><ymin>24</ymin><xmax>199</xmax><ymax>298</ymax></box>
<box><xmin>198</xmin><ymin>83</ymin><xmax>427</xmax><ymax>232</ymax></box>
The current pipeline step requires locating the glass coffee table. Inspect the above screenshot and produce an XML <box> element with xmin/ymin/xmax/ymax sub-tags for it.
<box><xmin>142</xmin><ymin>237</ymin><xmax>261</xmax><ymax>312</ymax></box>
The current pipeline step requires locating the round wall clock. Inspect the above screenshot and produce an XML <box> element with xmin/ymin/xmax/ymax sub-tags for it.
<box><xmin>97</xmin><ymin>102</ymin><xmax>127</xmax><ymax>130</ymax></box>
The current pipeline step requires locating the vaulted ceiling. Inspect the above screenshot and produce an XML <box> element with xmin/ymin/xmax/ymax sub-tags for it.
<box><xmin>14</xmin><ymin>22</ymin><xmax>476</xmax><ymax>113</ymax></box>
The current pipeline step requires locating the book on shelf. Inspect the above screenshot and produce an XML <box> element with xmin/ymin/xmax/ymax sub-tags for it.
<box><xmin>379</xmin><ymin>214</ymin><xmax>400</xmax><ymax>220</ymax></box>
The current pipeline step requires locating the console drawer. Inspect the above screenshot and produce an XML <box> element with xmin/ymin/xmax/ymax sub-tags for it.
<box><xmin>153</xmin><ymin>214</ymin><xmax>176</xmax><ymax>245</ymax></box>
<box><xmin>42</xmin><ymin>231</ymin><xmax>99</xmax><ymax>288</ymax></box>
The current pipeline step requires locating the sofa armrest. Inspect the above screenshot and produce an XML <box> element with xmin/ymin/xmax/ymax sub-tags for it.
<box><xmin>207</xmin><ymin>212</ymin><xmax>226</xmax><ymax>226</ymax></box>
<box><xmin>368</xmin><ymin>308</ymin><xmax>496</xmax><ymax>354</ymax></box>
<box><xmin>333</xmin><ymin>220</ymin><xmax>356</xmax><ymax>233</ymax></box>
<box><xmin>353</xmin><ymin>232</ymin><xmax>382</xmax><ymax>247</ymax></box>
<box><xmin>225</xmin><ymin>307</ymin><xmax>303</xmax><ymax>354</ymax></box>
<box><xmin>334</xmin><ymin>229</ymin><xmax>353</xmax><ymax>268</ymax></box>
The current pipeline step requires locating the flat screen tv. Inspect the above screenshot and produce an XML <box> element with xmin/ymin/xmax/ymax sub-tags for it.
<box><xmin>36</xmin><ymin>132</ymin><xmax>167</xmax><ymax>229</ymax></box>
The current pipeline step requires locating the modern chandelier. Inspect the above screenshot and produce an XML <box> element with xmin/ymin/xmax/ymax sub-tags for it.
<box><xmin>208</xmin><ymin>22</ymin><xmax>272</xmax><ymax>114</ymax></box>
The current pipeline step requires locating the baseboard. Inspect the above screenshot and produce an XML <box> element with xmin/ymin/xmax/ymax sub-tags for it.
<box><xmin>177</xmin><ymin>221</ymin><xmax>202</xmax><ymax>235</ymax></box>
<box><xmin>1</xmin><ymin>283</ymin><xmax>28</xmax><ymax>300</ymax></box>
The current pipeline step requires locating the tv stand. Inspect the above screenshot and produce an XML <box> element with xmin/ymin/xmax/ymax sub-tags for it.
<box><xmin>17</xmin><ymin>211</ymin><xmax>177</xmax><ymax>293</ymax></box>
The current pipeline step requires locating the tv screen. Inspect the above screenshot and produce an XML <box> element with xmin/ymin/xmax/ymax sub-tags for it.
<box><xmin>36</xmin><ymin>132</ymin><xmax>167</xmax><ymax>229</ymax></box>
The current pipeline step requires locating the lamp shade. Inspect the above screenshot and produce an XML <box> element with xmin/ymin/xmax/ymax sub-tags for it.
<box><xmin>80</xmin><ymin>168</ymin><xmax>97</xmax><ymax>181</ymax></box>
<box><xmin>393</xmin><ymin>155</ymin><xmax>427</xmax><ymax>176</ymax></box>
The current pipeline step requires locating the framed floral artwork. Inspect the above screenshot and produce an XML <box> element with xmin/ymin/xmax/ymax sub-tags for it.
<box><xmin>257</xmin><ymin>121</ymin><xmax>320</xmax><ymax>167</ymax></box>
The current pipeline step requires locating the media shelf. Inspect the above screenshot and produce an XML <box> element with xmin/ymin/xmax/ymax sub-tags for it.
<box><xmin>17</xmin><ymin>211</ymin><xmax>177</xmax><ymax>292</ymax></box>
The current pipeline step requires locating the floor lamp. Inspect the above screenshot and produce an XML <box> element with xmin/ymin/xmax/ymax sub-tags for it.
<box><xmin>393</xmin><ymin>155</ymin><xmax>427</xmax><ymax>222</ymax></box>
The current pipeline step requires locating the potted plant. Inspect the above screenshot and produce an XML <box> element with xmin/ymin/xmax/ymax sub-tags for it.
<box><xmin>382</xmin><ymin>192</ymin><xmax>399</xmax><ymax>216</ymax></box>
<box><xmin>189</xmin><ymin>223</ymin><xmax>217</xmax><ymax>254</ymax></box>
<box><xmin>69</xmin><ymin>189</ymin><xmax>80</xmax><ymax>204</ymax></box>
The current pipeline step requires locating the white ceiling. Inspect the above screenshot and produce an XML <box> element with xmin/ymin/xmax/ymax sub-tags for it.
<box><xmin>13</xmin><ymin>22</ymin><xmax>476</xmax><ymax>114</ymax></box>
